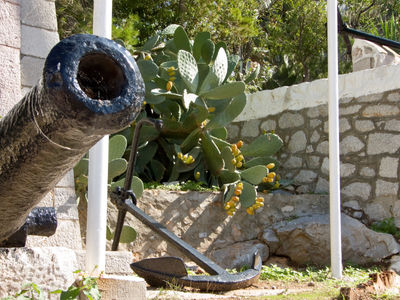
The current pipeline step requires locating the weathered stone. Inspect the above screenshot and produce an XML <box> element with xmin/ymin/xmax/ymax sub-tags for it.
<box><xmin>97</xmin><ymin>275</ymin><xmax>146</xmax><ymax>300</ymax></box>
<box><xmin>241</xmin><ymin>119</ymin><xmax>260</xmax><ymax>138</ymax></box>
<box><xmin>340</xmin><ymin>136</ymin><xmax>365</xmax><ymax>154</ymax></box>
<box><xmin>21</xmin><ymin>55</ymin><xmax>44</xmax><ymax>87</ymax></box>
<box><xmin>278</xmin><ymin>112</ymin><xmax>304</xmax><ymax>129</ymax></box>
<box><xmin>323</xmin><ymin>118</ymin><xmax>351</xmax><ymax>134</ymax></box>
<box><xmin>306</xmin><ymin>145</ymin><xmax>313</xmax><ymax>153</ymax></box>
<box><xmin>355</xmin><ymin>120</ymin><xmax>375</xmax><ymax>132</ymax></box>
<box><xmin>284</xmin><ymin>156</ymin><xmax>303</xmax><ymax>168</ymax></box>
<box><xmin>309</xmin><ymin>119</ymin><xmax>322</xmax><ymax>128</ymax></box>
<box><xmin>343</xmin><ymin>200</ymin><xmax>360</xmax><ymax>210</ymax></box>
<box><xmin>387</xmin><ymin>92</ymin><xmax>400</xmax><ymax>102</ymax></box>
<box><xmin>260</xmin><ymin>229</ymin><xmax>280</xmax><ymax>254</ymax></box>
<box><xmin>21</xmin><ymin>0</ymin><xmax>58</xmax><ymax>31</ymax></box>
<box><xmin>389</xmin><ymin>255</ymin><xmax>400</xmax><ymax>275</ymax></box>
<box><xmin>315</xmin><ymin>177</ymin><xmax>329</xmax><ymax>194</ymax></box>
<box><xmin>342</xmin><ymin>182</ymin><xmax>371</xmax><ymax>201</ymax></box>
<box><xmin>316</xmin><ymin>141</ymin><xmax>329</xmax><ymax>154</ymax></box>
<box><xmin>365</xmin><ymin>202</ymin><xmax>392</xmax><ymax>222</ymax></box>
<box><xmin>272</xmin><ymin>214</ymin><xmax>400</xmax><ymax>265</ymax></box>
<box><xmin>362</xmin><ymin>105</ymin><xmax>400</xmax><ymax>117</ymax></box>
<box><xmin>358</xmin><ymin>93</ymin><xmax>385</xmax><ymax>103</ymax></box>
<box><xmin>260</xmin><ymin>119</ymin><xmax>276</xmax><ymax>132</ymax></box>
<box><xmin>54</xmin><ymin>187</ymin><xmax>78</xmax><ymax>207</ymax></box>
<box><xmin>376</xmin><ymin>180</ymin><xmax>399</xmax><ymax>197</ymax></box>
<box><xmin>307</xmin><ymin>106</ymin><xmax>328</xmax><ymax>118</ymax></box>
<box><xmin>296</xmin><ymin>185</ymin><xmax>311</xmax><ymax>194</ymax></box>
<box><xmin>310</xmin><ymin>130</ymin><xmax>320</xmax><ymax>143</ymax></box>
<box><xmin>210</xmin><ymin>241</ymin><xmax>269</xmax><ymax>269</ymax></box>
<box><xmin>367</xmin><ymin>133</ymin><xmax>400</xmax><ymax>155</ymax></box>
<box><xmin>288</xmin><ymin>131</ymin><xmax>307</xmax><ymax>153</ymax></box>
<box><xmin>340</xmin><ymin>105</ymin><xmax>361</xmax><ymax>115</ymax></box>
<box><xmin>360</xmin><ymin>167</ymin><xmax>376</xmax><ymax>177</ymax></box>
<box><xmin>21</xmin><ymin>24</ymin><xmax>59</xmax><ymax>58</ymax></box>
<box><xmin>307</xmin><ymin>156</ymin><xmax>320</xmax><ymax>169</ymax></box>
<box><xmin>0</xmin><ymin>0</ymin><xmax>20</xmax><ymax>48</ymax></box>
<box><xmin>37</xmin><ymin>191</ymin><xmax>54</xmax><ymax>207</ymax></box>
<box><xmin>321</xmin><ymin>157</ymin><xmax>329</xmax><ymax>175</ymax></box>
<box><xmin>379</xmin><ymin>157</ymin><xmax>399</xmax><ymax>178</ymax></box>
<box><xmin>0</xmin><ymin>247</ymin><xmax>77</xmax><ymax>299</ymax></box>
<box><xmin>341</xmin><ymin>163</ymin><xmax>356</xmax><ymax>177</ymax></box>
<box><xmin>385</xmin><ymin>120</ymin><xmax>400</xmax><ymax>131</ymax></box>
<box><xmin>56</xmin><ymin>170</ymin><xmax>75</xmax><ymax>187</ymax></box>
<box><xmin>294</xmin><ymin>170</ymin><xmax>318</xmax><ymax>184</ymax></box>
<box><xmin>227</xmin><ymin>123</ymin><xmax>240</xmax><ymax>140</ymax></box>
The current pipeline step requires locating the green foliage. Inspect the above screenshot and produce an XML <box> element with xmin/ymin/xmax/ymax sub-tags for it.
<box><xmin>126</xmin><ymin>25</ymin><xmax>283</xmax><ymax>215</ymax></box>
<box><xmin>371</xmin><ymin>218</ymin><xmax>400</xmax><ymax>239</ymax></box>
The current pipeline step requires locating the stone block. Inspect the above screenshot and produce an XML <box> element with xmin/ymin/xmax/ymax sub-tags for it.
<box><xmin>283</xmin><ymin>156</ymin><xmax>302</xmax><ymax>169</ymax></box>
<box><xmin>367</xmin><ymin>133</ymin><xmax>400</xmax><ymax>155</ymax></box>
<box><xmin>309</xmin><ymin>119</ymin><xmax>322</xmax><ymax>128</ymax></box>
<box><xmin>260</xmin><ymin>119</ymin><xmax>276</xmax><ymax>132</ymax></box>
<box><xmin>21</xmin><ymin>25</ymin><xmax>59</xmax><ymax>58</ymax></box>
<box><xmin>339</xmin><ymin>105</ymin><xmax>361</xmax><ymax>115</ymax></box>
<box><xmin>37</xmin><ymin>191</ymin><xmax>54</xmax><ymax>207</ymax></box>
<box><xmin>321</xmin><ymin>157</ymin><xmax>329</xmax><ymax>175</ymax></box>
<box><xmin>376</xmin><ymin>180</ymin><xmax>399</xmax><ymax>197</ymax></box>
<box><xmin>379</xmin><ymin>157</ymin><xmax>399</xmax><ymax>178</ymax></box>
<box><xmin>307</xmin><ymin>106</ymin><xmax>328</xmax><ymax>118</ymax></box>
<box><xmin>57</xmin><ymin>204</ymin><xmax>79</xmax><ymax>220</ymax></box>
<box><xmin>385</xmin><ymin>120</ymin><xmax>400</xmax><ymax>131</ymax></box>
<box><xmin>97</xmin><ymin>275</ymin><xmax>146</xmax><ymax>300</ymax></box>
<box><xmin>387</xmin><ymin>92</ymin><xmax>400</xmax><ymax>102</ymax></box>
<box><xmin>54</xmin><ymin>187</ymin><xmax>78</xmax><ymax>207</ymax></box>
<box><xmin>0</xmin><ymin>45</ymin><xmax>21</xmax><ymax>116</ymax></box>
<box><xmin>0</xmin><ymin>1</ymin><xmax>20</xmax><ymax>48</ymax></box>
<box><xmin>342</xmin><ymin>182</ymin><xmax>371</xmax><ymax>201</ymax></box>
<box><xmin>362</xmin><ymin>105</ymin><xmax>400</xmax><ymax>117</ymax></box>
<box><xmin>360</xmin><ymin>167</ymin><xmax>375</xmax><ymax>177</ymax></box>
<box><xmin>315</xmin><ymin>177</ymin><xmax>329</xmax><ymax>194</ymax></box>
<box><xmin>26</xmin><ymin>219</ymin><xmax>82</xmax><ymax>249</ymax></box>
<box><xmin>288</xmin><ymin>130</ymin><xmax>307</xmax><ymax>153</ymax></box>
<box><xmin>316</xmin><ymin>141</ymin><xmax>329</xmax><ymax>154</ymax></box>
<box><xmin>227</xmin><ymin>123</ymin><xmax>239</xmax><ymax>140</ymax></box>
<box><xmin>278</xmin><ymin>112</ymin><xmax>304</xmax><ymax>129</ymax></box>
<box><xmin>241</xmin><ymin>119</ymin><xmax>260</xmax><ymax>138</ymax></box>
<box><xmin>355</xmin><ymin>120</ymin><xmax>375</xmax><ymax>132</ymax></box>
<box><xmin>0</xmin><ymin>247</ymin><xmax>78</xmax><ymax>299</ymax></box>
<box><xmin>294</xmin><ymin>170</ymin><xmax>317</xmax><ymax>184</ymax></box>
<box><xmin>21</xmin><ymin>0</ymin><xmax>58</xmax><ymax>31</ymax></box>
<box><xmin>341</xmin><ymin>163</ymin><xmax>356</xmax><ymax>177</ymax></box>
<box><xmin>340</xmin><ymin>136</ymin><xmax>364</xmax><ymax>154</ymax></box>
<box><xmin>56</xmin><ymin>170</ymin><xmax>75</xmax><ymax>188</ymax></box>
<box><xmin>21</xmin><ymin>55</ymin><xmax>44</xmax><ymax>87</ymax></box>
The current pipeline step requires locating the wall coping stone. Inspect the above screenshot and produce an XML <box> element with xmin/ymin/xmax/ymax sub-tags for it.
<box><xmin>236</xmin><ymin>64</ymin><xmax>400</xmax><ymax>122</ymax></box>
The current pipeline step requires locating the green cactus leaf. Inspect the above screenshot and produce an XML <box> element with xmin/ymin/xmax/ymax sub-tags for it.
<box><xmin>137</xmin><ymin>60</ymin><xmax>159</xmax><ymax>81</ymax></box>
<box><xmin>111</xmin><ymin>176</ymin><xmax>144</xmax><ymax>198</ymax></box>
<box><xmin>240</xmin><ymin>181</ymin><xmax>257</xmax><ymax>209</ymax></box>
<box><xmin>182</xmin><ymin>91</ymin><xmax>200</xmax><ymax>109</ymax></box>
<box><xmin>221</xmin><ymin>146</ymin><xmax>235</xmax><ymax>172</ymax></box>
<box><xmin>177</xmin><ymin>50</ymin><xmax>199</xmax><ymax>93</ymax></box>
<box><xmin>174</xmin><ymin>26</ymin><xmax>192</xmax><ymax>52</ymax></box>
<box><xmin>244</xmin><ymin>157</ymin><xmax>279</xmax><ymax>169</ymax></box>
<box><xmin>200</xmin><ymin>81</ymin><xmax>245</xmax><ymax>99</ymax></box>
<box><xmin>198</xmin><ymin>70</ymin><xmax>220</xmax><ymax>93</ymax></box>
<box><xmin>150</xmin><ymin>159</ymin><xmax>166</xmax><ymax>182</ymax></box>
<box><xmin>201</xmin><ymin>39</ymin><xmax>215</xmax><ymax>64</ymax></box>
<box><xmin>193</xmin><ymin>32</ymin><xmax>211</xmax><ymax>61</ymax></box>
<box><xmin>136</xmin><ymin>141</ymin><xmax>158</xmax><ymax>173</ymax></box>
<box><xmin>176</xmin><ymin>147</ymin><xmax>201</xmax><ymax>173</ymax></box>
<box><xmin>210</xmin><ymin>135</ymin><xmax>231</xmax><ymax>150</ymax></box>
<box><xmin>240</xmin><ymin>165</ymin><xmax>268</xmax><ymax>185</ymax></box>
<box><xmin>213</xmin><ymin>42</ymin><xmax>228</xmax><ymax>60</ymax></box>
<box><xmin>109</xmin><ymin>135</ymin><xmax>127</xmax><ymax>161</ymax></box>
<box><xmin>223</xmin><ymin>184</ymin><xmax>235</xmax><ymax>203</ymax></box>
<box><xmin>200</xmin><ymin>132</ymin><xmax>224</xmax><ymax>175</ymax></box>
<box><xmin>146</xmin><ymin>82</ymin><xmax>165</xmax><ymax>104</ymax></box>
<box><xmin>241</xmin><ymin>133</ymin><xmax>283</xmax><ymax>157</ymax></box>
<box><xmin>74</xmin><ymin>158</ymin><xmax>89</xmax><ymax>177</ymax></box>
<box><xmin>194</xmin><ymin>163</ymin><xmax>206</xmax><ymax>182</ymax></box>
<box><xmin>154</xmin><ymin>99</ymin><xmax>181</xmax><ymax>120</ymax></box>
<box><xmin>160</xmin><ymin>118</ymin><xmax>193</xmax><ymax>139</ymax></box>
<box><xmin>211</xmin><ymin>47</ymin><xmax>228</xmax><ymax>84</ymax></box>
<box><xmin>162</xmin><ymin>24</ymin><xmax>181</xmax><ymax>35</ymax></box>
<box><xmin>165</xmin><ymin>39</ymin><xmax>179</xmax><ymax>55</ymax></box>
<box><xmin>106</xmin><ymin>226</ymin><xmax>113</xmax><ymax>241</ymax></box>
<box><xmin>181</xmin><ymin>127</ymin><xmax>201</xmax><ymax>154</ymax></box>
<box><xmin>225</xmin><ymin>55</ymin><xmax>240</xmax><ymax>82</ymax></box>
<box><xmin>108</xmin><ymin>158</ymin><xmax>127</xmax><ymax>183</ymax></box>
<box><xmin>151</xmin><ymin>88</ymin><xmax>182</xmax><ymax>99</ymax></box>
<box><xmin>120</xmin><ymin>225</ymin><xmax>137</xmax><ymax>243</ymax></box>
<box><xmin>138</xmin><ymin>125</ymin><xmax>160</xmax><ymax>145</ymax></box>
<box><xmin>197</xmin><ymin>63</ymin><xmax>210</xmax><ymax>88</ymax></box>
<box><xmin>182</xmin><ymin>103</ymin><xmax>208</xmax><ymax>129</ymax></box>
<box><xmin>210</xmin><ymin>127</ymin><xmax>227</xmax><ymax>140</ymax></box>
<box><xmin>160</xmin><ymin>60</ymin><xmax>178</xmax><ymax>69</ymax></box>
<box><xmin>244</xmin><ymin>63</ymin><xmax>260</xmax><ymax>84</ymax></box>
<box><xmin>140</xmin><ymin>34</ymin><xmax>160</xmax><ymax>51</ymax></box>
<box><xmin>206</xmin><ymin>93</ymin><xmax>246</xmax><ymax>129</ymax></box>
<box><xmin>219</xmin><ymin>169</ymin><xmax>240</xmax><ymax>184</ymax></box>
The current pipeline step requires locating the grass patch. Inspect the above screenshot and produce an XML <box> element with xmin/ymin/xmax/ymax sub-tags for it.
<box><xmin>371</xmin><ymin>217</ymin><xmax>400</xmax><ymax>239</ymax></box>
<box><xmin>144</xmin><ymin>180</ymin><xmax>220</xmax><ymax>192</ymax></box>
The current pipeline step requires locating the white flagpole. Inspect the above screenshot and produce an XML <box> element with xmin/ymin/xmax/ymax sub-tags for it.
<box><xmin>86</xmin><ymin>0</ymin><xmax>113</xmax><ymax>276</ymax></box>
<box><xmin>327</xmin><ymin>0</ymin><xmax>342</xmax><ymax>279</ymax></box>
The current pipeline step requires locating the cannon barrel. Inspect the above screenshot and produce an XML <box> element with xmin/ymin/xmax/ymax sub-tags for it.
<box><xmin>0</xmin><ymin>34</ymin><xmax>144</xmax><ymax>242</ymax></box>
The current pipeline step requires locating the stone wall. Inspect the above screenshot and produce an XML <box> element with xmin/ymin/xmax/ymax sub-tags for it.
<box><xmin>229</xmin><ymin>65</ymin><xmax>400</xmax><ymax>224</ymax></box>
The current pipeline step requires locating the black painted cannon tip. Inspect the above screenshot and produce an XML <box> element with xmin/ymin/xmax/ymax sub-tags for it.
<box><xmin>44</xmin><ymin>34</ymin><xmax>145</xmax><ymax>131</ymax></box>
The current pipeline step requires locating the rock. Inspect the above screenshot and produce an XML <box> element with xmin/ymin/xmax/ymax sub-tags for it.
<box><xmin>210</xmin><ymin>240</ymin><xmax>269</xmax><ymax>270</ymax></box>
<box><xmin>264</xmin><ymin>256</ymin><xmax>291</xmax><ymax>268</ymax></box>
<box><xmin>271</xmin><ymin>214</ymin><xmax>400</xmax><ymax>265</ymax></box>
<box><xmin>260</xmin><ymin>229</ymin><xmax>280</xmax><ymax>253</ymax></box>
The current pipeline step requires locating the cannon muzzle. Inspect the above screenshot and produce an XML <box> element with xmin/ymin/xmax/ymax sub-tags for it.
<box><xmin>0</xmin><ymin>34</ymin><xmax>144</xmax><ymax>242</ymax></box>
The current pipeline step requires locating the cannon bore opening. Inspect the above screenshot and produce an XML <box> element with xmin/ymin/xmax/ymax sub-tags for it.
<box><xmin>77</xmin><ymin>53</ymin><xmax>125</xmax><ymax>100</ymax></box>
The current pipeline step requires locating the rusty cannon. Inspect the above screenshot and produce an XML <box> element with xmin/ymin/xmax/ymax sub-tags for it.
<box><xmin>0</xmin><ymin>34</ymin><xmax>144</xmax><ymax>244</ymax></box>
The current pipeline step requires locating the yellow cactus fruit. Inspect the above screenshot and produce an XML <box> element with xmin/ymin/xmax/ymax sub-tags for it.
<box><xmin>231</xmin><ymin>144</ymin><xmax>238</xmax><ymax>153</ymax></box>
<box><xmin>274</xmin><ymin>181</ymin><xmax>280</xmax><ymax>188</ymax></box>
<box><xmin>236</xmin><ymin>154</ymin><xmax>244</xmax><ymax>162</ymax></box>
<box><xmin>208</xmin><ymin>107</ymin><xmax>216</xmax><ymax>113</ymax></box>
<box><xmin>266</xmin><ymin>163</ymin><xmax>275</xmax><ymax>169</ymax></box>
<box><xmin>168</xmin><ymin>70</ymin><xmax>176</xmax><ymax>76</ymax></box>
<box><xmin>167</xmin><ymin>66</ymin><xmax>175</xmax><ymax>72</ymax></box>
<box><xmin>195</xmin><ymin>171</ymin><xmax>200</xmax><ymax>180</ymax></box>
<box><xmin>231</xmin><ymin>158</ymin><xmax>237</xmax><ymax>165</ymax></box>
<box><xmin>267</xmin><ymin>172</ymin><xmax>276</xmax><ymax>179</ymax></box>
<box><xmin>253</xmin><ymin>203</ymin><xmax>261</xmax><ymax>209</ymax></box>
<box><xmin>233</xmin><ymin>148</ymin><xmax>240</xmax><ymax>156</ymax></box>
<box><xmin>236</xmin><ymin>161</ymin><xmax>243</xmax><ymax>168</ymax></box>
<box><xmin>234</xmin><ymin>189</ymin><xmax>242</xmax><ymax>196</ymax></box>
<box><xmin>144</xmin><ymin>54</ymin><xmax>152</xmax><ymax>60</ymax></box>
<box><xmin>267</xmin><ymin>177</ymin><xmax>274</xmax><ymax>183</ymax></box>
<box><xmin>166</xmin><ymin>81</ymin><xmax>173</xmax><ymax>91</ymax></box>
<box><xmin>237</xmin><ymin>182</ymin><xmax>243</xmax><ymax>189</ymax></box>
<box><xmin>262</xmin><ymin>177</ymin><xmax>269</xmax><ymax>183</ymax></box>
<box><xmin>224</xmin><ymin>204</ymin><xmax>231</xmax><ymax>210</ymax></box>
<box><xmin>236</xmin><ymin>140</ymin><xmax>244</xmax><ymax>148</ymax></box>
<box><xmin>183</xmin><ymin>154</ymin><xmax>188</xmax><ymax>160</ymax></box>
<box><xmin>258</xmin><ymin>202</ymin><xmax>264</xmax><ymax>207</ymax></box>
<box><xmin>256</xmin><ymin>197</ymin><xmax>264</xmax><ymax>203</ymax></box>
<box><xmin>143</xmin><ymin>101</ymin><xmax>147</xmax><ymax>105</ymax></box>
<box><xmin>246</xmin><ymin>207</ymin><xmax>254</xmax><ymax>215</ymax></box>
<box><xmin>262</xmin><ymin>190</ymin><xmax>268</xmax><ymax>194</ymax></box>
<box><xmin>169</xmin><ymin>76</ymin><xmax>176</xmax><ymax>82</ymax></box>
<box><xmin>177</xmin><ymin>152</ymin><xmax>183</xmax><ymax>159</ymax></box>
<box><xmin>226</xmin><ymin>210</ymin><xmax>234</xmax><ymax>216</ymax></box>
<box><xmin>231</xmin><ymin>196</ymin><xmax>239</xmax><ymax>203</ymax></box>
